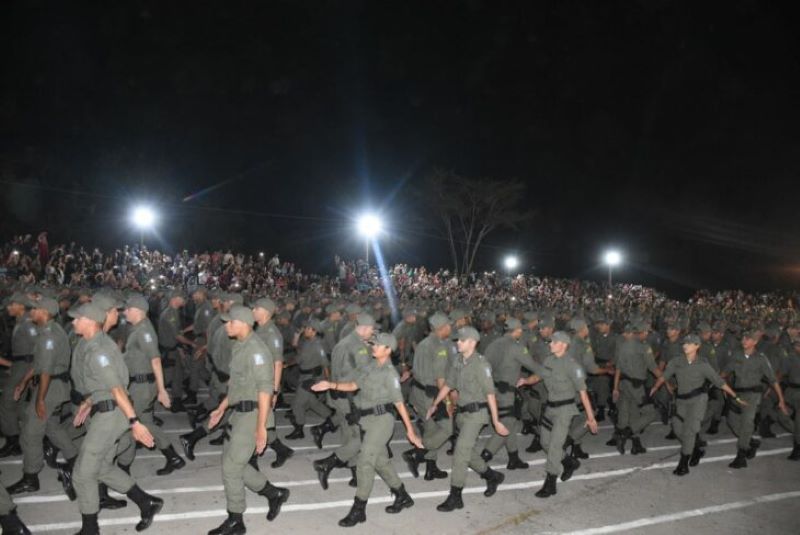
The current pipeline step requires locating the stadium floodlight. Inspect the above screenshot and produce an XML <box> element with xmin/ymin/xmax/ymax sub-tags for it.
<box><xmin>356</xmin><ymin>213</ymin><xmax>383</xmax><ymax>264</ymax></box>
<box><xmin>131</xmin><ymin>205</ymin><xmax>157</xmax><ymax>245</ymax></box>
<box><xmin>604</xmin><ymin>250</ymin><xmax>622</xmax><ymax>286</ymax></box>
<box><xmin>504</xmin><ymin>255</ymin><xmax>519</xmax><ymax>272</ymax></box>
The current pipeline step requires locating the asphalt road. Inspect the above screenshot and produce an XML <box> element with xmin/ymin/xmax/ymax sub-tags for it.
<box><xmin>2</xmin><ymin>390</ymin><xmax>798</xmax><ymax>535</ymax></box>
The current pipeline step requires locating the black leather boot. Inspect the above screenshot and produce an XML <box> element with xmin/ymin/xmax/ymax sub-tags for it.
<box><xmin>208</xmin><ymin>512</ymin><xmax>245</xmax><ymax>535</ymax></box>
<box><xmin>157</xmin><ymin>445</ymin><xmax>186</xmax><ymax>475</ymax></box>
<box><xmin>507</xmin><ymin>450</ymin><xmax>529</xmax><ymax>469</ymax></box>
<box><xmin>270</xmin><ymin>439</ymin><xmax>294</xmax><ymax>468</ymax></box>
<box><xmin>0</xmin><ymin>435</ymin><xmax>22</xmax><ymax>458</ymax></box>
<box><xmin>673</xmin><ymin>453</ymin><xmax>690</xmax><ymax>476</ymax></box>
<box><xmin>338</xmin><ymin>497</ymin><xmax>367</xmax><ymax>527</ymax></box>
<box><xmin>56</xmin><ymin>457</ymin><xmax>77</xmax><ymax>501</ymax></box>
<box><xmin>310</xmin><ymin>417</ymin><xmax>336</xmax><ymax>449</ymax></box>
<box><xmin>257</xmin><ymin>481</ymin><xmax>290</xmax><ymax>521</ymax></box>
<box><xmin>481</xmin><ymin>467</ymin><xmax>504</xmax><ymax>497</ymax></box>
<box><xmin>208</xmin><ymin>431</ymin><xmax>228</xmax><ymax>446</ymax></box>
<box><xmin>729</xmin><ymin>448</ymin><xmax>748</xmax><ymax>469</ymax></box>
<box><xmin>179</xmin><ymin>427</ymin><xmax>208</xmax><ymax>461</ymax></box>
<box><xmin>630</xmin><ymin>436</ymin><xmax>647</xmax><ymax>455</ymax></box>
<box><xmin>571</xmin><ymin>443</ymin><xmax>590</xmax><ymax>460</ymax></box>
<box><xmin>707</xmin><ymin>419</ymin><xmax>720</xmax><ymax>435</ymax></box>
<box><xmin>525</xmin><ymin>434</ymin><xmax>543</xmax><ymax>453</ymax></box>
<box><xmin>312</xmin><ymin>453</ymin><xmax>344</xmax><ymax>490</ymax></box>
<box><xmin>402</xmin><ymin>448</ymin><xmax>424</xmax><ymax>478</ymax></box>
<box><xmin>126</xmin><ymin>484</ymin><xmax>164</xmax><ymax>531</ymax></box>
<box><xmin>595</xmin><ymin>406</ymin><xmax>606</xmax><ymax>422</ymax></box>
<box><xmin>424</xmin><ymin>460</ymin><xmax>448</xmax><ymax>481</ymax></box>
<box><xmin>188</xmin><ymin>406</ymin><xmax>210</xmax><ymax>428</ymax></box>
<box><xmin>43</xmin><ymin>436</ymin><xmax>59</xmax><ymax>468</ymax></box>
<box><xmin>73</xmin><ymin>513</ymin><xmax>99</xmax><ymax>535</ymax></box>
<box><xmin>535</xmin><ymin>473</ymin><xmax>557</xmax><ymax>498</ymax></box>
<box><xmin>759</xmin><ymin>416</ymin><xmax>776</xmax><ymax>438</ymax></box>
<box><xmin>0</xmin><ymin>507</ymin><xmax>31</xmax><ymax>535</ymax></box>
<box><xmin>689</xmin><ymin>436</ymin><xmax>705</xmax><ymax>466</ymax></box>
<box><xmin>99</xmin><ymin>482</ymin><xmax>128</xmax><ymax>510</ymax></box>
<box><xmin>385</xmin><ymin>484</ymin><xmax>414</xmax><ymax>513</ymax></box>
<box><xmin>560</xmin><ymin>455</ymin><xmax>580</xmax><ymax>482</ymax></box>
<box><xmin>6</xmin><ymin>472</ymin><xmax>39</xmax><ymax>495</ymax></box>
<box><xmin>436</xmin><ymin>486</ymin><xmax>464</xmax><ymax>512</ymax></box>
<box><xmin>788</xmin><ymin>442</ymin><xmax>800</xmax><ymax>461</ymax></box>
<box><xmin>285</xmin><ymin>424</ymin><xmax>305</xmax><ymax>440</ymax></box>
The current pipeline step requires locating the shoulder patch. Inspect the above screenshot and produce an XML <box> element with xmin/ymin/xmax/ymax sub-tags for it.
<box><xmin>485</xmin><ymin>366</ymin><xmax>492</xmax><ymax>378</ymax></box>
<box><xmin>97</xmin><ymin>355</ymin><xmax>110</xmax><ymax>367</ymax></box>
<box><xmin>29</xmin><ymin>327</ymin><xmax>38</xmax><ymax>336</ymax></box>
<box><xmin>274</xmin><ymin>339</ymin><xmax>281</xmax><ymax>349</ymax></box>
<box><xmin>575</xmin><ymin>367</ymin><xmax>585</xmax><ymax>380</ymax></box>
<box><xmin>393</xmin><ymin>377</ymin><xmax>401</xmax><ymax>389</ymax></box>
<box><xmin>437</xmin><ymin>350</ymin><xmax>448</xmax><ymax>357</ymax></box>
<box><xmin>45</xmin><ymin>339</ymin><xmax>54</xmax><ymax>350</ymax></box>
<box><xmin>144</xmin><ymin>332</ymin><xmax>153</xmax><ymax>343</ymax></box>
<box><xmin>254</xmin><ymin>353</ymin><xmax>265</xmax><ymax>366</ymax></box>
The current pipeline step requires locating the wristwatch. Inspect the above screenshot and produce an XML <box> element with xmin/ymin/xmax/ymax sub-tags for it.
<box><xmin>129</xmin><ymin>416</ymin><xmax>140</xmax><ymax>426</ymax></box>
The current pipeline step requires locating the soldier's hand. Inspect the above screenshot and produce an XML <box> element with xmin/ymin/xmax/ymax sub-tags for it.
<box><xmin>158</xmin><ymin>389</ymin><xmax>171</xmax><ymax>409</ymax></box>
<box><xmin>494</xmin><ymin>420</ymin><xmax>510</xmax><ymax>437</ymax></box>
<box><xmin>13</xmin><ymin>383</ymin><xmax>25</xmax><ymax>401</ymax></box>
<box><xmin>407</xmin><ymin>430</ymin><xmax>423</xmax><ymax>449</ymax></box>
<box><xmin>132</xmin><ymin>422</ymin><xmax>155</xmax><ymax>448</ymax></box>
<box><xmin>255</xmin><ymin>427</ymin><xmax>267</xmax><ymax>454</ymax></box>
<box><xmin>515</xmin><ymin>378</ymin><xmax>527</xmax><ymax>388</ymax></box>
<box><xmin>311</xmin><ymin>381</ymin><xmax>330</xmax><ymax>392</ymax></box>
<box><xmin>425</xmin><ymin>404</ymin><xmax>437</xmax><ymax>421</ymax></box>
<box><xmin>74</xmin><ymin>401</ymin><xmax>91</xmax><ymax>427</ymax></box>
<box><xmin>612</xmin><ymin>389</ymin><xmax>620</xmax><ymax>403</ymax></box>
<box><xmin>779</xmin><ymin>401</ymin><xmax>790</xmax><ymax>416</ymax></box>
<box><xmin>585</xmin><ymin>418</ymin><xmax>599</xmax><ymax>434</ymax></box>
<box><xmin>36</xmin><ymin>399</ymin><xmax>47</xmax><ymax>421</ymax></box>
<box><xmin>400</xmin><ymin>369</ymin><xmax>411</xmax><ymax>383</ymax></box>
<box><xmin>209</xmin><ymin>407</ymin><xmax>224</xmax><ymax>429</ymax></box>
<box><xmin>648</xmin><ymin>387</ymin><xmax>657</xmax><ymax>398</ymax></box>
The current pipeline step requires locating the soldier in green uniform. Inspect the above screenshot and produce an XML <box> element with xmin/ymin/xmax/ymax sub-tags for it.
<box><xmin>313</xmin><ymin>313</ymin><xmax>375</xmax><ymax>489</ymax></box>
<box><xmin>205</xmin><ymin>305</ymin><xmax>289</xmax><ymax>535</ymax></box>
<box><xmin>517</xmin><ymin>331</ymin><xmax>598</xmax><ymax>498</ymax></box>
<box><xmin>320</xmin><ymin>304</ymin><xmax>343</xmax><ymax>357</ymax></box>
<box><xmin>311</xmin><ymin>333</ymin><xmax>423</xmax><ymax>527</ymax></box>
<box><xmin>0</xmin><ymin>293</ymin><xmax>39</xmax><ymax>458</ymax></box>
<box><xmin>6</xmin><ymin>297</ymin><xmax>77</xmax><ymax>495</ymax></box>
<box><xmin>523</xmin><ymin>315</ymin><xmax>555</xmax><ymax>454</ymax></box>
<box><xmin>777</xmin><ymin>338</ymin><xmax>800</xmax><ymax>460</ymax></box>
<box><xmin>62</xmin><ymin>303</ymin><xmax>163</xmax><ymax>535</ymax></box>
<box><xmin>590</xmin><ymin>316</ymin><xmax>616</xmax><ymax>421</ymax></box>
<box><xmin>183</xmin><ymin>288</ymin><xmax>214</xmax><ymax>405</ymax></box>
<box><xmin>757</xmin><ymin>326</ymin><xmax>788</xmax><ymax>439</ymax></box>
<box><xmin>285</xmin><ymin>319</ymin><xmax>332</xmax><ymax>439</ymax></box>
<box><xmin>115</xmin><ymin>294</ymin><xmax>185</xmax><ymax>475</ymax></box>
<box><xmin>480</xmin><ymin>318</ymin><xmax>537</xmax><ymax>469</ymax></box>
<box><xmin>253</xmin><ymin>297</ymin><xmax>295</xmax><ymax>468</ymax></box>
<box><xmin>0</xmin><ymin>485</ymin><xmax>31</xmax><ymax>534</ymax></box>
<box><xmin>337</xmin><ymin>304</ymin><xmax>362</xmax><ymax>342</ymax></box>
<box><xmin>723</xmin><ymin>330</ymin><xmax>790</xmax><ymax>468</ymax></box>
<box><xmin>650</xmin><ymin>334</ymin><xmax>741</xmax><ymax>475</ymax></box>
<box><xmin>157</xmin><ymin>291</ymin><xmax>196</xmax><ymax>412</ymax></box>
<box><xmin>426</xmin><ymin>326</ymin><xmax>508</xmax><ymax>512</ymax></box>
<box><xmin>402</xmin><ymin>312</ymin><xmax>452</xmax><ymax>481</ymax></box>
<box><xmin>392</xmin><ymin>308</ymin><xmax>419</xmax><ymax>400</ymax></box>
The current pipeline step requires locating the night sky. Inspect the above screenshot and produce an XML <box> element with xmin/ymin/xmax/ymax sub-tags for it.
<box><xmin>2</xmin><ymin>1</ymin><xmax>799</xmax><ymax>296</ymax></box>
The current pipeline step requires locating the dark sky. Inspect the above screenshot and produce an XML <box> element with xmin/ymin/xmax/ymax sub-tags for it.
<box><xmin>2</xmin><ymin>1</ymin><xmax>800</xmax><ymax>296</ymax></box>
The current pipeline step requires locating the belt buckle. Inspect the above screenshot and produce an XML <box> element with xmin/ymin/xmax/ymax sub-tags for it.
<box><xmin>374</xmin><ymin>404</ymin><xmax>386</xmax><ymax>415</ymax></box>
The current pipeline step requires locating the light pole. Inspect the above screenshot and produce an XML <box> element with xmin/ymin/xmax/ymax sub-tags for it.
<box><xmin>356</xmin><ymin>213</ymin><xmax>383</xmax><ymax>266</ymax></box>
<box><xmin>131</xmin><ymin>206</ymin><xmax>156</xmax><ymax>247</ymax></box>
<box><xmin>604</xmin><ymin>250</ymin><xmax>622</xmax><ymax>287</ymax></box>
<box><xmin>503</xmin><ymin>255</ymin><xmax>519</xmax><ymax>276</ymax></box>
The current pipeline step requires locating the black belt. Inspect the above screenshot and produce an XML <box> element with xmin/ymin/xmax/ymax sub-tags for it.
<box><xmin>494</xmin><ymin>381</ymin><xmax>515</xmax><ymax>394</ymax></box>
<box><xmin>10</xmin><ymin>354</ymin><xmax>33</xmax><ymax>363</ymax></box>
<box><xmin>676</xmin><ymin>385</ymin><xmax>708</xmax><ymax>400</ymax></box>
<box><xmin>735</xmin><ymin>386</ymin><xmax>763</xmax><ymax>394</ymax></box>
<box><xmin>159</xmin><ymin>345</ymin><xmax>177</xmax><ymax>352</ymax></box>
<box><xmin>231</xmin><ymin>400</ymin><xmax>257</xmax><ymax>412</ymax></box>
<box><xmin>51</xmin><ymin>372</ymin><xmax>70</xmax><ymax>382</ymax></box>
<box><xmin>299</xmin><ymin>365</ymin><xmax>323</xmax><ymax>376</ymax></box>
<box><xmin>90</xmin><ymin>399</ymin><xmax>117</xmax><ymax>416</ymax></box>
<box><xmin>621</xmin><ymin>374</ymin><xmax>646</xmax><ymax>388</ymax></box>
<box><xmin>412</xmin><ymin>378</ymin><xmax>438</xmax><ymax>397</ymax></box>
<box><xmin>129</xmin><ymin>373</ymin><xmax>156</xmax><ymax>384</ymax></box>
<box><xmin>215</xmin><ymin>369</ymin><xmax>230</xmax><ymax>382</ymax></box>
<box><xmin>458</xmin><ymin>402</ymin><xmax>488</xmax><ymax>413</ymax></box>
<box><xmin>70</xmin><ymin>389</ymin><xmax>86</xmax><ymax>405</ymax></box>
<box><xmin>330</xmin><ymin>390</ymin><xmax>348</xmax><ymax>400</ymax></box>
<box><xmin>547</xmin><ymin>398</ymin><xmax>575</xmax><ymax>408</ymax></box>
<box><xmin>496</xmin><ymin>405</ymin><xmax>516</xmax><ymax>418</ymax></box>
<box><xmin>359</xmin><ymin>403</ymin><xmax>394</xmax><ymax>417</ymax></box>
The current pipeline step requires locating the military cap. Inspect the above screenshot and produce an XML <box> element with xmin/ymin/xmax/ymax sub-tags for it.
<box><xmin>449</xmin><ymin>309</ymin><xmax>468</xmax><ymax>322</ymax></box>
<box><xmin>504</xmin><ymin>318</ymin><xmax>522</xmax><ymax>331</ymax></box>
<box><xmin>3</xmin><ymin>292</ymin><xmax>29</xmax><ymax>307</ymax></box>
<box><xmin>304</xmin><ymin>318</ymin><xmax>322</xmax><ymax>332</ymax></box>
<box><xmin>68</xmin><ymin>303</ymin><xmax>107</xmax><ymax>324</ymax></box>
<box><xmin>345</xmin><ymin>304</ymin><xmax>362</xmax><ymax>315</ymax></box>
<box><xmin>224</xmin><ymin>293</ymin><xmax>244</xmax><ymax>306</ymax></box>
<box><xmin>568</xmin><ymin>318</ymin><xmax>588</xmax><ymax>331</ymax></box>
<box><xmin>371</xmin><ymin>332</ymin><xmax>398</xmax><ymax>352</ymax></box>
<box><xmin>523</xmin><ymin>311</ymin><xmax>539</xmax><ymax>322</ymax></box>
<box><xmin>683</xmin><ymin>334</ymin><xmax>702</xmax><ymax>345</ymax></box>
<box><xmin>551</xmin><ymin>331</ymin><xmax>571</xmax><ymax>344</ymax></box>
<box><xmin>356</xmin><ymin>313</ymin><xmax>376</xmax><ymax>327</ymax></box>
<box><xmin>429</xmin><ymin>313</ymin><xmax>450</xmax><ymax>329</ymax></box>
<box><xmin>538</xmin><ymin>316</ymin><xmax>555</xmax><ymax>329</ymax></box>
<box><xmin>31</xmin><ymin>297</ymin><xmax>59</xmax><ymax>316</ymax></box>
<box><xmin>125</xmin><ymin>295</ymin><xmax>149</xmax><ymax>313</ymax></box>
<box><xmin>253</xmin><ymin>297</ymin><xmax>277</xmax><ymax>313</ymax></box>
<box><xmin>696</xmin><ymin>322</ymin><xmax>712</xmax><ymax>333</ymax></box>
<box><xmin>454</xmin><ymin>326</ymin><xmax>480</xmax><ymax>342</ymax></box>
<box><xmin>221</xmin><ymin>305</ymin><xmax>254</xmax><ymax>324</ymax></box>
<box><xmin>92</xmin><ymin>293</ymin><xmax>124</xmax><ymax>311</ymax></box>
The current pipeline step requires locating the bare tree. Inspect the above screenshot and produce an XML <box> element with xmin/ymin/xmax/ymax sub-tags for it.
<box><xmin>425</xmin><ymin>168</ymin><xmax>532</xmax><ymax>275</ymax></box>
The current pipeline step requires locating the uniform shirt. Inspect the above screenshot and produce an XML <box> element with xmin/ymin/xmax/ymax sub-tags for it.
<box><xmin>411</xmin><ymin>333</ymin><xmax>450</xmax><ymax>387</ymax></box>
<box><xmin>659</xmin><ymin>338</ymin><xmax>683</xmax><ymax>365</ymax></box>
<box><xmin>33</xmin><ymin>320</ymin><xmax>71</xmax><ymax>404</ymax></box>
<box><xmin>12</xmin><ymin>315</ymin><xmax>38</xmax><ymax>356</ymax></box>
<box><xmin>592</xmin><ymin>331</ymin><xmax>617</xmax><ymax>364</ymax></box>
<box><xmin>615</xmin><ymin>338</ymin><xmax>658</xmax><ymax>381</ymax></box>
<box><xmin>320</xmin><ymin>318</ymin><xmax>341</xmax><ymax>355</ymax></box>
<box><xmin>445</xmin><ymin>352</ymin><xmax>495</xmax><ymax>405</ymax></box>
<box><xmin>569</xmin><ymin>336</ymin><xmax>602</xmax><ymax>375</ymax></box>
<box><xmin>330</xmin><ymin>331</ymin><xmax>370</xmax><ymax>383</ymax></box>
<box><xmin>538</xmin><ymin>354</ymin><xmax>587</xmax><ymax>403</ymax></box>
<box><xmin>124</xmin><ymin>319</ymin><xmax>160</xmax><ymax>375</ymax></box>
<box><xmin>780</xmin><ymin>350</ymin><xmax>800</xmax><ymax>384</ymax></box>
<box><xmin>485</xmin><ymin>335</ymin><xmax>537</xmax><ymax>387</ymax></box>
<box><xmin>530</xmin><ymin>337</ymin><xmax>552</xmax><ymax>365</ymax></box>
<box><xmin>723</xmin><ymin>350</ymin><xmax>776</xmax><ymax>389</ymax></box>
<box><xmin>663</xmin><ymin>357</ymin><xmax>725</xmax><ymax>395</ymax></box>
<box><xmin>712</xmin><ymin>340</ymin><xmax>733</xmax><ymax>373</ymax></box>
<box><xmin>296</xmin><ymin>336</ymin><xmax>328</xmax><ymax>378</ymax></box>
<box><xmin>763</xmin><ymin>342</ymin><xmax>788</xmax><ymax>376</ymax></box>
<box><xmin>338</xmin><ymin>321</ymin><xmax>356</xmax><ymax>342</ymax></box>
<box><xmin>522</xmin><ymin>329</ymin><xmax>539</xmax><ymax>357</ymax></box>
<box><xmin>70</xmin><ymin>337</ymin><xmax>90</xmax><ymax>396</ymax></box>
<box><xmin>205</xmin><ymin>313</ymin><xmax>224</xmax><ymax>351</ymax></box>
<box><xmin>157</xmin><ymin>307</ymin><xmax>181</xmax><ymax>348</ymax></box>
<box><xmin>227</xmin><ymin>332</ymin><xmax>274</xmax><ymax>405</ymax></box>
<box><xmin>83</xmin><ymin>332</ymin><xmax>129</xmax><ymax>403</ymax></box>
<box><xmin>353</xmin><ymin>359</ymin><xmax>403</xmax><ymax>409</ymax></box>
<box><xmin>193</xmin><ymin>301</ymin><xmax>214</xmax><ymax>340</ymax></box>
<box><xmin>255</xmin><ymin>321</ymin><xmax>284</xmax><ymax>363</ymax></box>
<box><xmin>392</xmin><ymin>320</ymin><xmax>418</xmax><ymax>365</ymax></box>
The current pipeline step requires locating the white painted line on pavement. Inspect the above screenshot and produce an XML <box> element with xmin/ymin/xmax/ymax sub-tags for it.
<box><xmin>560</xmin><ymin>490</ymin><xmax>800</xmax><ymax>535</ymax></box>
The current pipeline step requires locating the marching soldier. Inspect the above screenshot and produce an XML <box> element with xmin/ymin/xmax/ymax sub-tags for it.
<box><xmin>777</xmin><ymin>337</ymin><xmax>800</xmax><ymax>459</ymax></box>
<box><xmin>284</xmin><ymin>319</ymin><xmax>332</xmax><ymax>440</ymax></box>
<box><xmin>0</xmin><ymin>486</ymin><xmax>31</xmax><ymax>534</ymax></box>
<box><xmin>157</xmin><ymin>291</ymin><xmax>197</xmax><ymax>412</ymax></box>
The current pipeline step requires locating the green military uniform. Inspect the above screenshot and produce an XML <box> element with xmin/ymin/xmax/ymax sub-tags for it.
<box><xmin>254</xmin><ymin>318</ymin><xmax>284</xmax><ymax>446</ymax></box>
<box><xmin>724</xmin><ymin>346</ymin><xmax>777</xmax><ymax>452</ymax></box>
<box><xmin>158</xmin><ymin>306</ymin><xmax>185</xmax><ymax>401</ymax></box>
<box><xmin>329</xmin><ymin>330</ymin><xmax>371</xmax><ymax>467</ymax></box>
<box><xmin>700</xmin><ymin>337</ymin><xmax>725</xmax><ymax>433</ymax></box>
<box><xmin>0</xmin><ymin>311</ymin><xmax>38</xmax><ymax>448</ymax></box>
<box><xmin>483</xmin><ymin>333</ymin><xmax>536</xmax><ymax>460</ymax></box>
<box><xmin>590</xmin><ymin>327</ymin><xmax>616</xmax><ymax>413</ymax></box>
<box><xmin>189</xmin><ymin>298</ymin><xmax>214</xmax><ymax>393</ymax></box>
<box><xmin>290</xmin><ymin>335</ymin><xmax>331</xmax><ymax>427</ymax></box>
<box><xmin>0</xmin><ymin>485</ymin><xmax>30</xmax><ymax>532</ymax></box>
<box><xmin>776</xmin><ymin>341</ymin><xmax>800</xmax><ymax>457</ymax></box>
<box><xmin>19</xmin><ymin>318</ymin><xmax>77</xmax><ymax>476</ymax></box>
<box><xmin>566</xmin><ymin>334</ymin><xmax>603</xmax><ymax>449</ymax></box>
<box><xmin>615</xmin><ymin>336</ymin><xmax>659</xmax><ymax>442</ymax></box>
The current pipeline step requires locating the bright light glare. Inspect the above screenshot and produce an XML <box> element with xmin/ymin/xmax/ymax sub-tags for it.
<box><xmin>131</xmin><ymin>206</ymin><xmax>156</xmax><ymax>229</ymax></box>
<box><xmin>356</xmin><ymin>214</ymin><xmax>383</xmax><ymax>238</ymax></box>
<box><xmin>604</xmin><ymin>250</ymin><xmax>622</xmax><ymax>267</ymax></box>
<box><xmin>504</xmin><ymin>255</ymin><xmax>519</xmax><ymax>270</ymax></box>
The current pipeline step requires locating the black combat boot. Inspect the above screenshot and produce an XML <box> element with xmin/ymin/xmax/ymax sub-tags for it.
<box><xmin>707</xmin><ymin>419</ymin><xmax>720</xmax><ymax>435</ymax></box>
<box><xmin>630</xmin><ymin>436</ymin><xmax>647</xmax><ymax>455</ymax></box>
<box><xmin>338</xmin><ymin>497</ymin><xmax>367</xmax><ymax>527</ymax></box>
<box><xmin>179</xmin><ymin>427</ymin><xmax>208</xmax><ymax>461</ymax></box>
<box><xmin>248</xmin><ymin>453</ymin><xmax>259</xmax><ymax>471</ymax></box>
<box><xmin>182</xmin><ymin>390</ymin><xmax>198</xmax><ymax>407</ymax></box>
<box><xmin>56</xmin><ymin>457</ymin><xmax>77</xmax><ymax>501</ymax></box>
<box><xmin>424</xmin><ymin>460</ymin><xmax>448</xmax><ymax>480</ymax></box>
<box><xmin>6</xmin><ymin>472</ymin><xmax>39</xmax><ymax>495</ymax></box>
<box><xmin>402</xmin><ymin>448</ymin><xmax>424</xmax><ymax>478</ymax></box>
<box><xmin>436</xmin><ymin>486</ymin><xmax>464</xmax><ymax>512</ymax></box>
<box><xmin>74</xmin><ymin>513</ymin><xmax>99</xmax><ymax>535</ymax></box>
<box><xmin>759</xmin><ymin>415</ymin><xmax>776</xmax><ymax>438</ymax></box>
<box><xmin>616</xmin><ymin>428</ymin><xmax>630</xmax><ymax>455</ymax></box>
<box><xmin>208</xmin><ymin>512</ymin><xmax>245</xmax><ymax>535</ymax></box>
<box><xmin>560</xmin><ymin>455</ymin><xmax>580</xmax><ymax>482</ymax></box>
<box><xmin>257</xmin><ymin>481</ymin><xmax>290</xmax><ymax>521</ymax></box>
<box><xmin>0</xmin><ymin>435</ymin><xmax>22</xmax><ymax>458</ymax></box>
<box><xmin>348</xmin><ymin>466</ymin><xmax>357</xmax><ymax>487</ymax></box>
<box><xmin>188</xmin><ymin>406</ymin><xmax>210</xmax><ymax>428</ymax></box>
<box><xmin>521</xmin><ymin>420</ymin><xmax>535</xmax><ymax>435</ymax></box>
<box><xmin>0</xmin><ymin>507</ymin><xmax>31</xmax><ymax>535</ymax></box>
<box><xmin>595</xmin><ymin>406</ymin><xmax>606</xmax><ymax>422</ymax></box>
<box><xmin>689</xmin><ymin>435</ymin><xmax>705</xmax><ymax>467</ymax></box>
<box><xmin>312</xmin><ymin>453</ymin><xmax>344</xmax><ymax>490</ymax></box>
<box><xmin>385</xmin><ymin>484</ymin><xmax>414</xmax><ymax>513</ymax></box>
<box><xmin>270</xmin><ymin>439</ymin><xmax>294</xmax><ymax>468</ymax></box>
<box><xmin>208</xmin><ymin>431</ymin><xmax>228</xmax><ymax>446</ymax></box>
<box><xmin>170</xmin><ymin>398</ymin><xmax>186</xmax><ymax>413</ymax></box>
<box><xmin>728</xmin><ymin>448</ymin><xmax>748</xmax><ymax>469</ymax></box>
<box><xmin>525</xmin><ymin>434</ymin><xmax>543</xmax><ymax>453</ymax></box>
<box><xmin>571</xmin><ymin>443</ymin><xmax>590</xmax><ymax>460</ymax></box>
<box><xmin>126</xmin><ymin>484</ymin><xmax>164</xmax><ymax>531</ymax></box>
<box><xmin>156</xmin><ymin>445</ymin><xmax>186</xmax><ymax>475</ymax></box>
<box><xmin>788</xmin><ymin>442</ymin><xmax>800</xmax><ymax>461</ymax></box>
<box><xmin>99</xmin><ymin>482</ymin><xmax>128</xmax><ymax>510</ymax></box>
<box><xmin>310</xmin><ymin>417</ymin><xmax>336</xmax><ymax>449</ymax></box>
<box><xmin>673</xmin><ymin>454</ymin><xmax>690</xmax><ymax>476</ymax></box>
<box><xmin>507</xmin><ymin>450</ymin><xmax>530</xmax><ymax>469</ymax></box>
<box><xmin>535</xmin><ymin>473</ymin><xmax>557</xmax><ymax>498</ymax></box>
<box><xmin>43</xmin><ymin>436</ymin><xmax>59</xmax><ymax>468</ymax></box>
<box><xmin>665</xmin><ymin>429</ymin><xmax>677</xmax><ymax>440</ymax></box>
<box><xmin>746</xmin><ymin>438</ymin><xmax>760</xmax><ymax>459</ymax></box>
<box><xmin>481</xmin><ymin>467</ymin><xmax>504</xmax><ymax>497</ymax></box>
<box><xmin>285</xmin><ymin>424</ymin><xmax>305</xmax><ymax>440</ymax></box>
